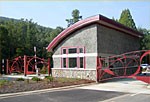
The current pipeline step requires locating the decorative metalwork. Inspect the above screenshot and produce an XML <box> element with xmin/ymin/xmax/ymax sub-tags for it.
<box><xmin>97</xmin><ymin>50</ymin><xmax>150</xmax><ymax>83</ymax></box>
<box><xmin>6</xmin><ymin>55</ymin><xmax>51</xmax><ymax>75</ymax></box>
<box><xmin>7</xmin><ymin>56</ymin><xmax>24</xmax><ymax>74</ymax></box>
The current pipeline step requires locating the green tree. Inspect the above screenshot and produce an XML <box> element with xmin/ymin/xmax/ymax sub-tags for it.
<box><xmin>45</xmin><ymin>26</ymin><xmax>64</xmax><ymax>43</ymax></box>
<box><xmin>112</xmin><ymin>17</ymin><xmax>118</xmax><ymax>22</ymax></box>
<box><xmin>0</xmin><ymin>16</ymin><xmax>64</xmax><ymax>60</ymax></box>
<box><xmin>14</xmin><ymin>19</ymin><xmax>27</xmax><ymax>57</ymax></box>
<box><xmin>66</xmin><ymin>9</ymin><xmax>82</xmax><ymax>27</ymax></box>
<box><xmin>24</xmin><ymin>19</ymin><xmax>38</xmax><ymax>56</ymax></box>
<box><xmin>6</xmin><ymin>19</ymin><xmax>17</xmax><ymax>59</ymax></box>
<box><xmin>138</xmin><ymin>27</ymin><xmax>150</xmax><ymax>50</ymax></box>
<box><xmin>119</xmin><ymin>9</ymin><xmax>137</xmax><ymax>30</ymax></box>
<box><xmin>0</xmin><ymin>25</ymin><xmax>9</xmax><ymax>73</ymax></box>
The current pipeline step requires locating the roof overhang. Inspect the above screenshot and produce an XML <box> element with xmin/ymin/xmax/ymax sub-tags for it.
<box><xmin>46</xmin><ymin>14</ymin><xmax>143</xmax><ymax>52</ymax></box>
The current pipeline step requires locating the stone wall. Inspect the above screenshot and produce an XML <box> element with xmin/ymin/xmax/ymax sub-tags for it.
<box><xmin>53</xmin><ymin>24</ymin><xmax>98</xmax><ymax>69</ymax></box>
<box><xmin>51</xmin><ymin>23</ymin><xmax>141</xmax><ymax>81</ymax></box>
<box><xmin>52</xmin><ymin>68</ymin><xmax>97</xmax><ymax>81</ymax></box>
<box><xmin>97</xmin><ymin>24</ymin><xmax>140</xmax><ymax>57</ymax></box>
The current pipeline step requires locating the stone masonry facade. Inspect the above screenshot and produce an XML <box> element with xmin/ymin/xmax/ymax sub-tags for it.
<box><xmin>52</xmin><ymin>68</ymin><xmax>96</xmax><ymax>80</ymax></box>
<box><xmin>51</xmin><ymin>22</ymin><xmax>140</xmax><ymax>81</ymax></box>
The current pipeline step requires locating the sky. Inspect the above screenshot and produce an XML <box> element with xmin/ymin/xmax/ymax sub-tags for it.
<box><xmin>0</xmin><ymin>1</ymin><xmax>150</xmax><ymax>29</ymax></box>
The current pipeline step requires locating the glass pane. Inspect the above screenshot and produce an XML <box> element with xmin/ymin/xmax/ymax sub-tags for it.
<box><xmin>63</xmin><ymin>49</ymin><xmax>66</xmax><ymax>54</ymax></box>
<box><xmin>80</xmin><ymin>57</ymin><xmax>84</xmax><ymax>68</ymax></box>
<box><xmin>63</xmin><ymin>58</ymin><xmax>66</xmax><ymax>68</ymax></box>
<box><xmin>79</xmin><ymin>48</ymin><xmax>83</xmax><ymax>53</ymax></box>
<box><xmin>68</xmin><ymin>48</ymin><xmax>77</xmax><ymax>54</ymax></box>
<box><xmin>69</xmin><ymin>58</ymin><xmax>77</xmax><ymax>68</ymax></box>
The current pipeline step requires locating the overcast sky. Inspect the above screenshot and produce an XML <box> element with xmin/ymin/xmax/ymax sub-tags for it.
<box><xmin>0</xmin><ymin>1</ymin><xmax>150</xmax><ymax>29</ymax></box>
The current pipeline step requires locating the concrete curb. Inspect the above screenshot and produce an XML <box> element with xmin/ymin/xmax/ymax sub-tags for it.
<box><xmin>0</xmin><ymin>82</ymin><xmax>96</xmax><ymax>99</ymax></box>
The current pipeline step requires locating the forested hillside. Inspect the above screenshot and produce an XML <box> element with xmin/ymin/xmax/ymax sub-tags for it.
<box><xmin>0</xmin><ymin>16</ymin><xmax>64</xmax><ymax>60</ymax></box>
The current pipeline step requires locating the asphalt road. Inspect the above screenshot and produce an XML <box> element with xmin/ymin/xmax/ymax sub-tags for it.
<box><xmin>103</xmin><ymin>93</ymin><xmax>150</xmax><ymax>102</ymax></box>
<box><xmin>1</xmin><ymin>78</ymin><xmax>150</xmax><ymax>102</ymax></box>
<box><xmin>0</xmin><ymin>87</ymin><xmax>150</xmax><ymax>102</ymax></box>
<box><xmin>0</xmin><ymin>88</ymin><xmax>125</xmax><ymax>102</ymax></box>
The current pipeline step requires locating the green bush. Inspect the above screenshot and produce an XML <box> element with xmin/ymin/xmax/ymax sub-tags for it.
<box><xmin>45</xmin><ymin>76</ymin><xmax>54</xmax><ymax>82</ymax></box>
<box><xmin>40</xmin><ymin>66</ymin><xmax>47</xmax><ymax>74</ymax></box>
<box><xmin>16</xmin><ymin>78</ymin><xmax>25</xmax><ymax>81</ymax></box>
<box><xmin>31</xmin><ymin>77</ymin><xmax>41</xmax><ymax>82</ymax></box>
<box><xmin>0</xmin><ymin>80</ymin><xmax>9</xmax><ymax>87</ymax></box>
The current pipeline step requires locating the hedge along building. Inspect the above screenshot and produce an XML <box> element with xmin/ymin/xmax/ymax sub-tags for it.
<box><xmin>47</xmin><ymin>14</ymin><xmax>143</xmax><ymax>81</ymax></box>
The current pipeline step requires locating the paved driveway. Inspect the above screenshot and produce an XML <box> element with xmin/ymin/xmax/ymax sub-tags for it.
<box><xmin>0</xmin><ymin>88</ymin><xmax>125</xmax><ymax>102</ymax></box>
<box><xmin>102</xmin><ymin>93</ymin><xmax>150</xmax><ymax>102</ymax></box>
<box><xmin>0</xmin><ymin>78</ymin><xmax>150</xmax><ymax>102</ymax></box>
<box><xmin>79</xmin><ymin>78</ymin><xmax>150</xmax><ymax>94</ymax></box>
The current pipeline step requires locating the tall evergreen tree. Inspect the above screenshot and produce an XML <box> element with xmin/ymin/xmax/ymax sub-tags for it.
<box><xmin>138</xmin><ymin>27</ymin><xmax>150</xmax><ymax>50</ymax></box>
<box><xmin>112</xmin><ymin>17</ymin><xmax>118</xmax><ymax>22</ymax></box>
<box><xmin>66</xmin><ymin>9</ymin><xmax>82</xmax><ymax>27</ymax></box>
<box><xmin>119</xmin><ymin>9</ymin><xmax>137</xmax><ymax>30</ymax></box>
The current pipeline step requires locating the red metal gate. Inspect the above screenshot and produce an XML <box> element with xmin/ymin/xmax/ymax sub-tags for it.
<box><xmin>97</xmin><ymin>50</ymin><xmax>150</xmax><ymax>84</ymax></box>
<box><xmin>6</xmin><ymin>55</ymin><xmax>51</xmax><ymax>76</ymax></box>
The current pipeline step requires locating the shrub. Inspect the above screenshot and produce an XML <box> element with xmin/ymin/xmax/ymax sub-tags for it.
<box><xmin>16</xmin><ymin>78</ymin><xmax>25</xmax><ymax>81</ymax></box>
<box><xmin>40</xmin><ymin>66</ymin><xmax>47</xmax><ymax>74</ymax></box>
<box><xmin>31</xmin><ymin>77</ymin><xmax>41</xmax><ymax>82</ymax></box>
<box><xmin>45</xmin><ymin>76</ymin><xmax>54</xmax><ymax>82</ymax></box>
<box><xmin>0</xmin><ymin>80</ymin><xmax>9</xmax><ymax>87</ymax></box>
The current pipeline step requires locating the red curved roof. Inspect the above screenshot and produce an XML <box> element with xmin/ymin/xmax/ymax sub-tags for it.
<box><xmin>47</xmin><ymin>14</ymin><xmax>143</xmax><ymax>52</ymax></box>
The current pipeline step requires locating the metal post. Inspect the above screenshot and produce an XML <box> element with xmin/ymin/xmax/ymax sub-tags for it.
<box><xmin>34</xmin><ymin>46</ymin><xmax>38</xmax><ymax>76</ymax></box>
<box><xmin>6</xmin><ymin>59</ymin><xmax>9</xmax><ymax>74</ymax></box>
<box><xmin>48</xmin><ymin>58</ymin><xmax>51</xmax><ymax>76</ymax></box>
<box><xmin>2</xmin><ymin>59</ymin><xmax>4</xmax><ymax>75</ymax></box>
<box><xmin>24</xmin><ymin>55</ymin><xmax>27</xmax><ymax>76</ymax></box>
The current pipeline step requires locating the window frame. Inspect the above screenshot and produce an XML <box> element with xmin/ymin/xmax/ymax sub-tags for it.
<box><xmin>61</xmin><ymin>46</ymin><xmax>85</xmax><ymax>69</ymax></box>
<box><xmin>68</xmin><ymin>48</ymin><xmax>77</xmax><ymax>54</ymax></box>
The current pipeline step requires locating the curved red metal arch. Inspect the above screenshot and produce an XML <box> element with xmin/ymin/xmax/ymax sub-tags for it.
<box><xmin>47</xmin><ymin>15</ymin><xmax>99</xmax><ymax>51</ymax></box>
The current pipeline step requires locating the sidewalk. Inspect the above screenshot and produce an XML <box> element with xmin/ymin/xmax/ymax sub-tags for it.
<box><xmin>1</xmin><ymin>74</ymin><xmax>48</xmax><ymax>80</ymax></box>
<box><xmin>79</xmin><ymin>78</ymin><xmax>150</xmax><ymax>94</ymax></box>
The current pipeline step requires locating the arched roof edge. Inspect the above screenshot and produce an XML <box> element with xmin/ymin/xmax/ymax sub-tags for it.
<box><xmin>47</xmin><ymin>14</ymin><xmax>143</xmax><ymax>52</ymax></box>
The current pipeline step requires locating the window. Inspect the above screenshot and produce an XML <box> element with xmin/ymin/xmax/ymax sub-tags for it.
<box><xmin>62</xmin><ymin>58</ymin><xmax>66</xmax><ymax>68</ymax></box>
<box><xmin>61</xmin><ymin>47</ymin><xmax>85</xmax><ymax>68</ymax></box>
<box><xmin>80</xmin><ymin>57</ymin><xmax>84</xmax><ymax>68</ymax></box>
<box><xmin>69</xmin><ymin>58</ymin><xmax>77</xmax><ymax>68</ymax></box>
<box><xmin>68</xmin><ymin>48</ymin><xmax>77</xmax><ymax>53</ymax></box>
<box><xmin>79</xmin><ymin>48</ymin><xmax>83</xmax><ymax>53</ymax></box>
<box><xmin>63</xmin><ymin>49</ymin><xmax>66</xmax><ymax>54</ymax></box>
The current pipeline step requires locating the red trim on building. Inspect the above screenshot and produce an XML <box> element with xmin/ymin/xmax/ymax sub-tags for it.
<box><xmin>47</xmin><ymin>15</ymin><xmax>99</xmax><ymax>51</ymax></box>
<box><xmin>77</xmin><ymin>47</ymin><xmax>79</xmax><ymax>69</ymax></box>
<box><xmin>60</xmin><ymin>48</ymin><xmax>63</xmax><ymax>68</ymax></box>
<box><xmin>47</xmin><ymin>14</ymin><xmax>143</xmax><ymax>52</ymax></box>
<box><xmin>83</xmin><ymin>46</ymin><xmax>86</xmax><ymax>69</ymax></box>
<box><xmin>99</xmin><ymin>15</ymin><xmax>142</xmax><ymax>37</ymax></box>
<box><xmin>60</xmin><ymin>46</ymin><xmax>85</xmax><ymax>69</ymax></box>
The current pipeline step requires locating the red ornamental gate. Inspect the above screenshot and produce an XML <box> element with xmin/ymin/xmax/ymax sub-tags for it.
<box><xmin>97</xmin><ymin>50</ymin><xmax>150</xmax><ymax>84</ymax></box>
<box><xmin>6</xmin><ymin>55</ymin><xmax>51</xmax><ymax>76</ymax></box>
